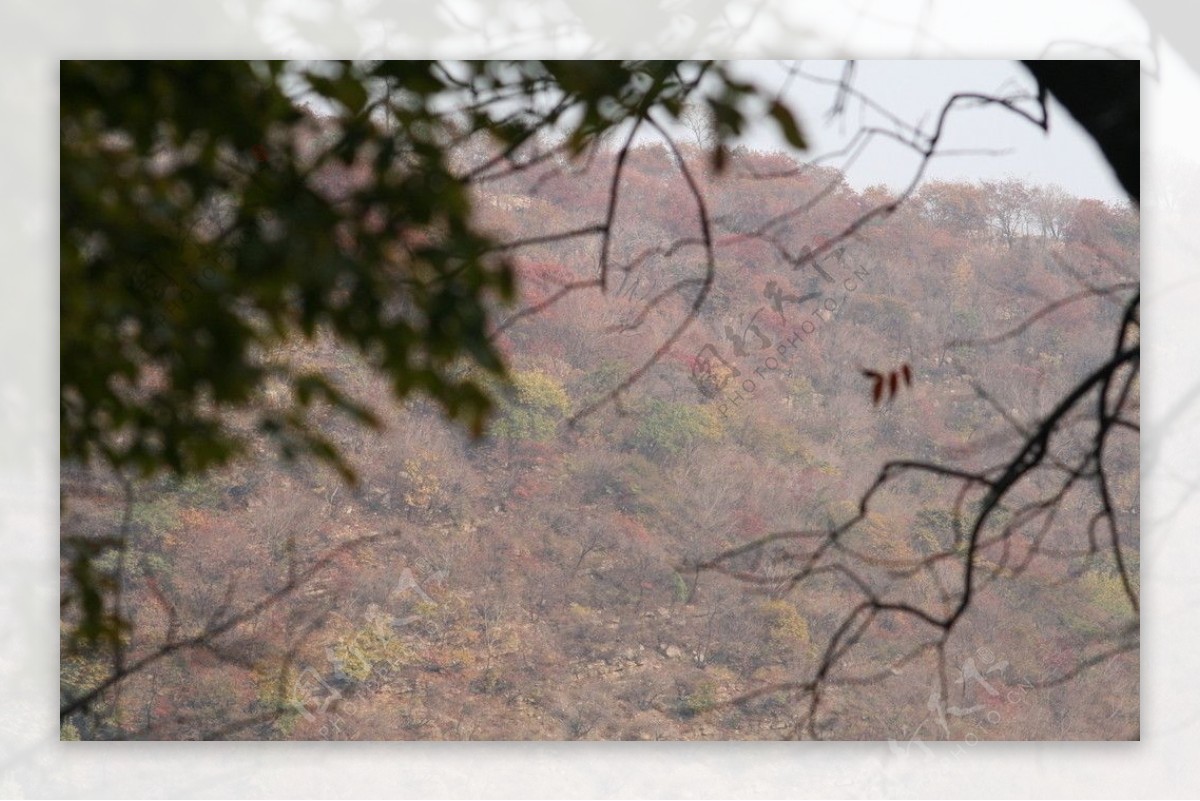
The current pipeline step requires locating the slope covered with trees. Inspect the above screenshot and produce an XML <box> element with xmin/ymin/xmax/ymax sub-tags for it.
<box><xmin>62</xmin><ymin>134</ymin><xmax>1138</xmax><ymax>740</ymax></box>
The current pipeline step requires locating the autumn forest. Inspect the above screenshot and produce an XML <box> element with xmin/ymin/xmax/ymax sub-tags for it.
<box><xmin>61</xmin><ymin>114</ymin><xmax>1139</xmax><ymax>742</ymax></box>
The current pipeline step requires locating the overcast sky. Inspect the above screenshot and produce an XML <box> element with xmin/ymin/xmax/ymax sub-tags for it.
<box><xmin>721</xmin><ymin>60</ymin><xmax>1129</xmax><ymax>203</ymax></box>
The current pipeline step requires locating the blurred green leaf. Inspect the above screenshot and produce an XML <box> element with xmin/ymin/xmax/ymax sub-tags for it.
<box><xmin>768</xmin><ymin>99</ymin><xmax>807</xmax><ymax>150</ymax></box>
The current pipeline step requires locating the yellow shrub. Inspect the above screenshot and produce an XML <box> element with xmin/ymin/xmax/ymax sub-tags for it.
<box><xmin>1080</xmin><ymin>570</ymin><xmax>1138</xmax><ymax>618</ymax></box>
<box><xmin>759</xmin><ymin>599</ymin><xmax>813</xmax><ymax>655</ymax></box>
<box><xmin>400</xmin><ymin>456</ymin><xmax>441</xmax><ymax>511</ymax></box>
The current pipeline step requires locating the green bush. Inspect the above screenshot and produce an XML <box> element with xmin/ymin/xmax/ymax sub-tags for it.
<box><xmin>573</xmin><ymin>360</ymin><xmax>629</xmax><ymax>404</ymax></box>
<box><xmin>131</xmin><ymin>498</ymin><xmax>179</xmax><ymax>537</ymax></box>
<box><xmin>671</xmin><ymin>571</ymin><xmax>690</xmax><ymax>603</ymax></box>
<box><xmin>679</xmin><ymin>680</ymin><xmax>717</xmax><ymax>718</ymax></box>
<box><xmin>627</xmin><ymin>399</ymin><xmax>720</xmax><ymax>459</ymax></box>
<box><xmin>490</xmin><ymin>370</ymin><xmax>571</xmax><ymax>441</ymax></box>
<box><xmin>732</xmin><ymin>417</ymin><xmax>812</xmax><ymax>464</ymax></box>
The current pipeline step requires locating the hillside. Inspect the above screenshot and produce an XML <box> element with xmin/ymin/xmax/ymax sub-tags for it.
<box><xmin>61</xmin><ymin>143</ymin><xmax>1139</xmax><ymax>741</ymax></box>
